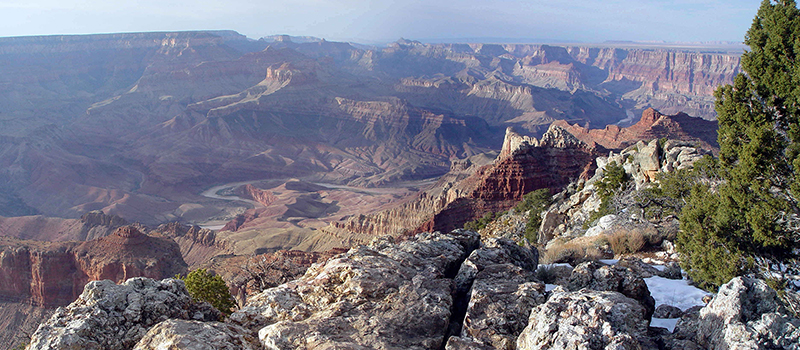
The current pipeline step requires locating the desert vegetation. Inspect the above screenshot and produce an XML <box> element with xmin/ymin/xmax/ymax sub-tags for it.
<box><xmin>676</xmin><ymin>0</ymin><xmax>800</xmax><ymax>291</ymax></box>
<box><xmin>176</xmin><ymin>269</ymin><xmax>237</xmax><ymax>317</ymax></box>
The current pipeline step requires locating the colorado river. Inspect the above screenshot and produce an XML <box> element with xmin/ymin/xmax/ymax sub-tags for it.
<box><xmin>196</xmin><ymin>177</ymin><xmax>440</xmax><ymax>230</ymax></box>
<box><xmin>199</xmin><ymin>180</ymin><xmax>265</xmax><ymax>207</ymax></box>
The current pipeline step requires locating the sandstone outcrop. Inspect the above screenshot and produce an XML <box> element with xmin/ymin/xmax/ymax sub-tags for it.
<box><xmin>197</xmin><ymin>247</ymin><xmax>346</xmax><ymax>306</ymax></box>
<box><xmin>0</xmin><ymin>226</ymin><xmax>187</xmax><ymax>307</ymax></box>
<box><xmin>452</xmin><ymin>263</ymin><xmax>545</xmax><ymax>349</ymax></box>
<box><xmin>28</xmin><ymin>278</ymin><xmax>219</xmax><ymax>350</ymax></box>
<box><xmin>0</xmin><ymin>211</ymin><xmax>127</xmax><ymax>242</ymax></box>
<box><xmin>551</xmin><ymin>108</ymin><xmax>718</xmax><ymax>151</ymax></box>
<box><xmin>448</xmin><ymin>237</ymin><xmax>542</xmax><ymax>348</ymax></box>
<box><xmin>153</xmin><ymin>222</ymin><xmax>232</xmax><ymax>267</ymax></box>
<box><xmin>22</xmin><ymin>229</ymin><xmax>799</xmax><ymax>350</ymax></box>
<box><xmin>538</xmin><ymin>135</ymin><xmax>713</xmax><ymax>244</ymax></box>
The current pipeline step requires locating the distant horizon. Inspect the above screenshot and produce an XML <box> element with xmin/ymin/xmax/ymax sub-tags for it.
<box><xmin>0</xmin><ymin>1</ymin><xmax>760</xmax><ymax>45</ymax></box>
<box><xmin>0</xmin><ymin>29</ymin><xmax>748</xmax><ymax>51</ymax></box>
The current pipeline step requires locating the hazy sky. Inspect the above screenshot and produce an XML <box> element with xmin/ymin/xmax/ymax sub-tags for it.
<box><xmin>0</xmin><ymin>0</ymin><xmax>761</xmax><ymax>43</ymax></box>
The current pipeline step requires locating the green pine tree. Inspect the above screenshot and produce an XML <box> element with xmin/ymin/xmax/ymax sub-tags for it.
<box><xmin>678</xmin><ymin>0</ymin><xmax>800</xmax><ymax>290</ymax></box>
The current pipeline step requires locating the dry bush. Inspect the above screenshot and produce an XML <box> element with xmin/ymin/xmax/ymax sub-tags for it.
<box><xmin>606</xmin><ymin>228</ymin><xmax>647</xmax><ymax>256</ymax></box>
<box><xmin>542</xmin><ymin>236</ymin><xmax>608</xmax><ymax>264</ymax></box>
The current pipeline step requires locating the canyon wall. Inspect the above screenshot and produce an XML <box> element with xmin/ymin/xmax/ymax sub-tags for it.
<box><xmin>506</xmin><ymin>44</ymin><xmax>740</xmax><ymax>119</ymax></box>
<box><xmin>325</xmin><ymin>124</ymin><xmax>604</xmax><ymax>238</ymax></box>
<box><xmin>0</xmin><ymin>226</ymin><xmax>187</xmax><ymax>307</ymax></box>
<box><xmin>324</xmin><ymin>108</ymin><xmax>718</xmax><ymax>238</ymax></box>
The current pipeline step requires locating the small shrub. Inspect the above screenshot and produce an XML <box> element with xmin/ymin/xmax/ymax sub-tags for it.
<box><xmin>658</xmin><ymin>137</ymin><xmax>668</xmax><ymax>150</ymax></box>
<box><xmin>514</xmin><ymin>188</ymin><xmax>552</xmax><ymax>243</ymax></box>
<box><xmin>607</xmin><ymin>229</ymin><xmax>646</xmax><ymax>256</ymax></box>
<box><xmin>585</xmin><ymin>161</ymin><xmax>630</xmax><ymax>228</ymax></box>
<box><xmin>542</xmin><ymin>237</ymin><xmax>607</xmax><ymax>264</ymax></box>
<box><xmin>463</xmin><ymin>211</ymin><xmax>506</xmax><ymax>231</ymax></box>
<box><xmin>542</xmin><ymin>242</ymin><xmax>584</xmax><ymax>264</ymax></box>
<box><xmin>177</xmin><ymin>269</ymin><xmax>237</xmax><ymax>316</ymax></box>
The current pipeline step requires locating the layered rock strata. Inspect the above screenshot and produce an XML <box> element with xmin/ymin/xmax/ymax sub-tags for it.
<box><xmin>152</xmin><ymin>222</ymin><xmax>232</xmax><ymax>267</ymax></box>
<box><xmin>0</xmin><ymin>226</ymin><xmax>187</xmax><ymax>307</ymax></box>
<box><xmin>551</xmin><ymin>108</ymin><xmax>718</xmax><ymax>151</ymax></box>
<box><xmin>326</xmin><ymin>124</ymin><xmax>604</xmax><ymax>239</ymax></box>
<box><xmin>0</xmin><ymin>210</ymin><xmax>128</xmax><ymax>242</ymax></box>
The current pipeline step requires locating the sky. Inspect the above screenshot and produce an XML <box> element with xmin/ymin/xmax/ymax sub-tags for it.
<box><xmin>0</xmin><ymin>0</ymin><xmax>762</xmax><ymax>44</ymax></box>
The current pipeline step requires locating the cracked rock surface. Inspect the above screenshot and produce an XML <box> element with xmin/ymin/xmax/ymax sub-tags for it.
<box><xmin>230</xmin><ymin>230</ymin><xmax>481</xmax><ymax>350</ymax></box>
<box><xmin>28</xmin><ymin>278</ymin><xmax>218</xmax><ymax>350</ymax></box>
<box><xmin>516</xmin><ymin>289</ymin><xmax>655</xmax><ymax>350</ymax></box>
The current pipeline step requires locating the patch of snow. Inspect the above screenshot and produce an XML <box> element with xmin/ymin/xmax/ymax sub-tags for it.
<box><xmin>650</xmin><ymin>265</ymin><xmax>666</xmax><ymax>271</ymax></box>
<box><xmin>545</xmin><ymin>284</ymin><xmax>558</xmax><ymax>292</ymax></box>
<box><xmin>599</xmin><ymin>259</ymin><xmax>619</xmax><ymax>265</ymax></box>
<box><xmin>540</xmin><ymin>263</ymin><xmax>572</xmax><ymax>268</ymax></box>
<box><xmin>645</xmin><ymin>276</ymin><xmax>707</xmax><ymax>311</ymax></box>
<box><xmin>650</xmin><ymin>318</ymin><xmax>679</xmax><ymax>332</ymax></box>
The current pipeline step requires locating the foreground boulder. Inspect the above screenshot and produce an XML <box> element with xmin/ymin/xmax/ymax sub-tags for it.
<box><xmin>517</xmin><ymin>289</ymin><xmax>656</xmax><ymax>350</ymax></box>
<box><xmin>28</xmin><ymin>278</ymin><xmax>218</xmax><ymax>350</ymax></box>
<box><xmin>230</xmin><ymin>230</ymin><xmax>481</xmax><ymax>349</ymax></box>
<box><xmin>670</xmin><ymin>277</ymin><xmax>800</xmax><ymax>350</ymax></box>
<box><xmin>134</xmin><ymin>319</ymin><xmax>259</xmax><ymax>350</ymax></box>
<box><xmin>568</xmin><ymin>261</ymin><xmax>656</xmax><ymax>320</ymax></box>
<box><xmin>447</xmin><ymin>238</ymin><xmax>543</xmax><ymax>348</ymax></box>
<box><xmin>454</xmin><ymin>264</ymin><xmax>545</xmax><ymax>349</ymax></box>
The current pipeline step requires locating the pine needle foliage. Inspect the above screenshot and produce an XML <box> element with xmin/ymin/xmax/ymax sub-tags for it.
<box><xmin>678</xmin><ymin>0</ymin><xmax>800</xmax><ymax>290</ymax></box>
<box><xmin>177</xmin><ymin>269</ymin><xmax>237</xmax><ymax>316</ymax></box>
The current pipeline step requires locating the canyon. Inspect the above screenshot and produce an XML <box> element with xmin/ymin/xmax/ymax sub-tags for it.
<box><xmin>321</xmin><ymin>108</ymin><xmax>717</xmax><ymax>242</ymax></box>
<box><xmin>0</xmin><ymin>31</ymin><xmax>738</xmax><ymax>230</ymax></box>
<box><xmin>0</xmin><ymin>31</ymin><xmax>736</xmax><ymax>348</ymax></box>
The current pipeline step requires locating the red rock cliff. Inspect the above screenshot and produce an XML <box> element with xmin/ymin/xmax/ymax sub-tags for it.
<box><xmin>325</xmin><ymin>125</ymin><xmax>605</xmax><ymax>238</ymax></box>
<box><xmin>0</xmin><ymin>226</ymin><xmax>187</xmax><ymax>307</ymax></box>
<box><xmin>550</xmin><ymin>108</ymin><xmax>718</xmax><ymax>151</ymax></box>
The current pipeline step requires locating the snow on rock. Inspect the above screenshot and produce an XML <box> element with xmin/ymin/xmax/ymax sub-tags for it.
<box><xmin>585</xmin><ymin>214</ymin><xmax>618</xmax><ymax>236</ymax></box>
<box><xmin>644</xmin><ymin>276</ymin><xmax>707</xmax><ymax>311</ymax></box>
<box><xmin>651</xmin><ymin>318</ymin><xmax>679</xmax><ymax>333</ymax></box>
<box><xmin>670</xmin><ymin>277</ymin><xmax>800</xmax><ymax>350</ymax></box>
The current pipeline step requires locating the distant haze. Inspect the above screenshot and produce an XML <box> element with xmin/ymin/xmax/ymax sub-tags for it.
<box><xmin>0</xmin><ymin>0</ymin><xmax>759</xmax><ymax>43</ymax></box>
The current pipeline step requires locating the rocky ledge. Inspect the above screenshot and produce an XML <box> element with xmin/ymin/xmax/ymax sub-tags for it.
<box><xmin>26</xmin><ymin>230</ymin><xmax>800</xmax><ymax>350</ymax></box>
